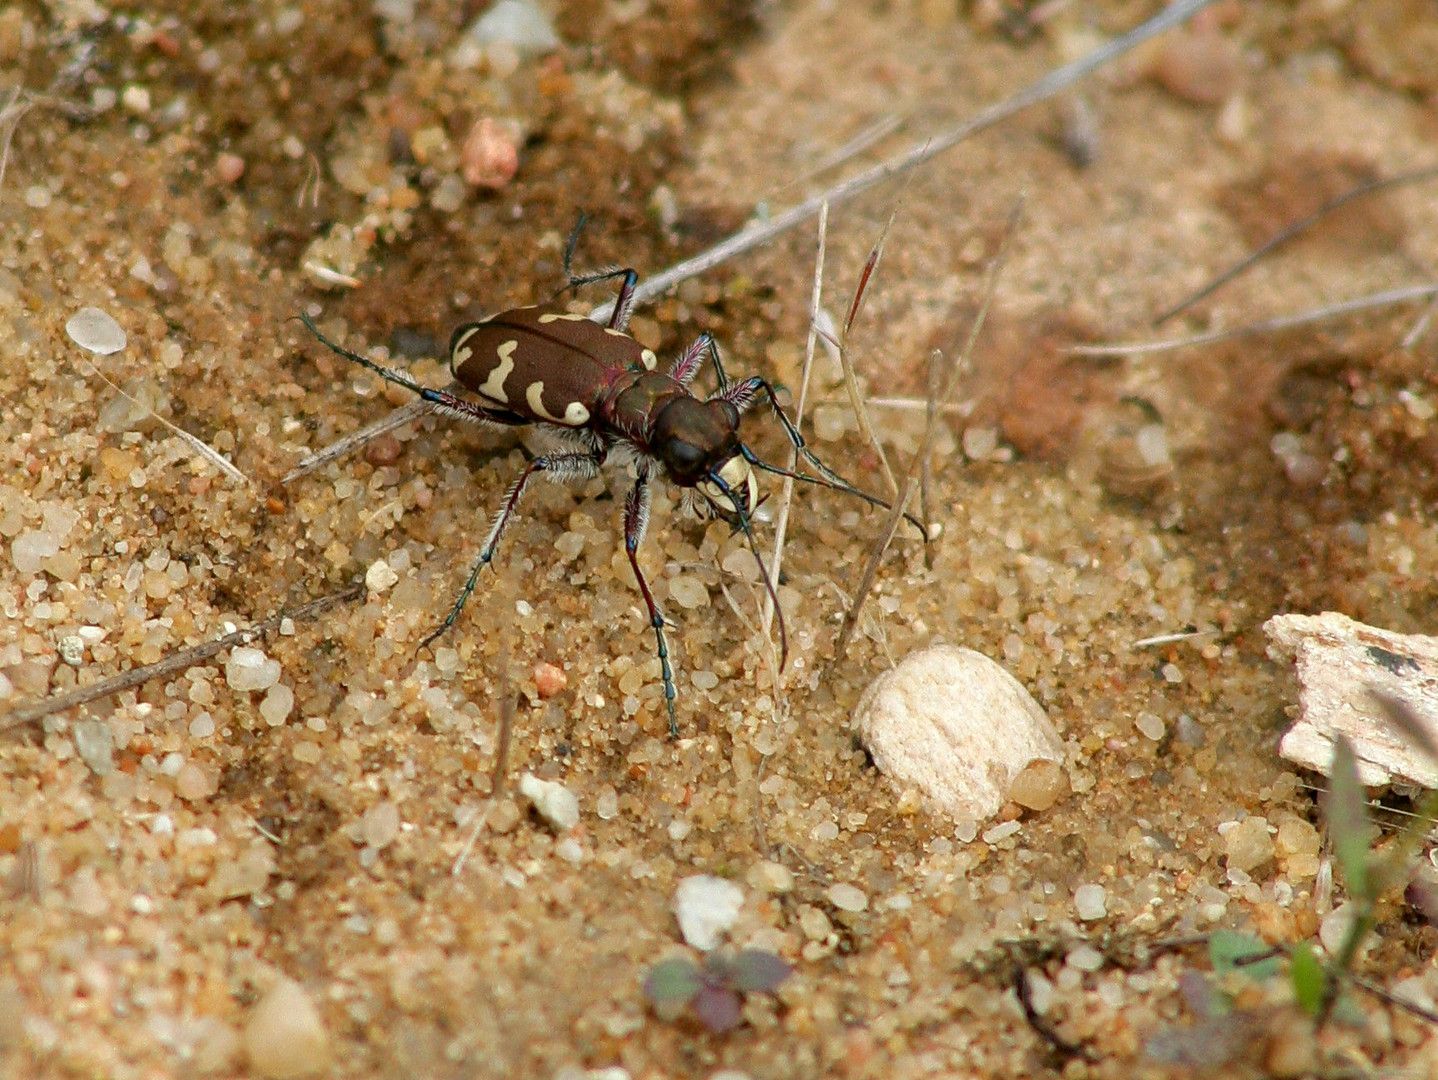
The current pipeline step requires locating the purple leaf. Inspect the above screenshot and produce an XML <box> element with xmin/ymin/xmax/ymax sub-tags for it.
<box><xmin>692</xmin><ymin>985</ymin><xmax>743</xmax><ymax>1033</ymax></box>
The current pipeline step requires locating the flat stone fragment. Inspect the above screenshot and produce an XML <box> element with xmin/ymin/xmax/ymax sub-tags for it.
<box><xmin>244</xmin><ymin>977</ymin><xmax>331</xmax><ymax>1078</ymax></box>
<box><xmin>673</xmin><ymin>874</ymin><xmax>744</xmax><ymax>951</ymax></box>
<box><xmin>853</xmin><ymin>644</ymin><xmax>1066</xmax><ymax>822</ymax></box>
<box><xmin>1266</xmin><ymin>612</ymin><xmax>1438</xmax><ymax>788</ymax></box>
<box><xmin>518</xmin><ymin>773</ymin><xmax>579</xmax><ymax>832</ymax></box>
<box><xmin>65</xmin><ymin>306</ymin><xmax>128</xmax><ymax>354</ymax></box>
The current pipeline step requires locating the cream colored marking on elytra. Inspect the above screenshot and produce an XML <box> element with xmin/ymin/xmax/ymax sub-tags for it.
<box><xmin>537</xmin><ymin>312</ymin><xmax>588</xmax><ymax>324</ymax></box>
<box><xmin>450</xmin><ymin>326</ymin><xmax>480</xmax><ymax>369</ymax></box>
<box><xmin>525</xmin><ymin>381</ymin><xmax>591</xmax><ymax>426</ymax></box>
<box><xmin>640</xmin><ymin>348</ymin><xmax>658</xmax><ymax>370</ymax></box>
<box><xmin>603</xmin><ymin>327</ymin><xmax>628</xmax><ymax>337</ymax></box>
<box><xmin>478</xmin><ymin>340</ymin><xmax>518</xmax><ymax>403</ymax></box>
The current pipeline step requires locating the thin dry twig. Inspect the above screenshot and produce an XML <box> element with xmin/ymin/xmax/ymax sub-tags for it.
<box><xmin>1</xmin><ymin>581</ymin><xmax>365</xmax><ymax>733</ymax></box>
<box><xmin>832</xmin><ymin>201</ymin><xmax>1022</xmax><ymax>663</ymax></box>
<box><xmin>283</xmin><ymin>396</ymin><xmax>435</xmax><ymax>483</ymax></box>
<box><xmin>1154</xmin><ymin>164</ymin><xmax>1438</xmax><ymax>327</ymax></box>
<box><xmin>828</xmin><ymin>201</ymin><xmax>906</xmax><ymax>498</ymax></box>
<box><xmin>763</xmin><ymin>201</ymin><xmax>829</xmax><ymax>642</ymax></box>
<box><xmin>0</xmin><ymin>87</ymin><xmax>33</xmax><ymax>206</ymax></box>
<box><xmin>77</xmin><ymin>357</ymin><xmax>250</xmax><ymax>485</ymax></box>
<box><xmin>590</xmin><ymin>0</ymin><xmax>1219</xmax><ymax>324</ymax></box>
<box><xmin>1070</xmin><ymin>283</ymin><xmax>1438</xmax><ymax>358</ymax></box>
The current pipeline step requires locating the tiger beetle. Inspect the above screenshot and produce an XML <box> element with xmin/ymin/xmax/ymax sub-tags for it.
<box><xmin>300</xmin><ymin>220</ymin><xmax>924</xmax><ymax>736</ymax></box>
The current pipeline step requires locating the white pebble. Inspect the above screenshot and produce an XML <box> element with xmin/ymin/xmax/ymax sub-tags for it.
<box><xmin>667</xmin><ymin>573</ymin><xmax>709</xmax><ymax>610</ymax></box>
<box><xmin>1073</xmin><ymin>883</ymin><xmax>1108</xmax><ymax>921</ymax></box>
<box><xmin>244</xmin><ymin>978</ymin><xmax>331</xmax><ymax>1078</ymax></box>
<box><xmin>365</xmin><ymin>558</ymin><xmax>399</xmax><ymax>593</ymax></box>
<box><xmin>360</xmin><ymin>801</ymin><xmax>401</xmax><ymax>849</ymax></box>
<box><xmin>827</xmin><ymin>883</ymin><xmax>868</xmax><ymax>912</ymax></box>
<box><xmin>854</xmin><ymin>644</ymin><xmax>1065</xmax><ymax>822</ymax></box>
<box><xmin>57</xmin><ymin>635</ymin><xmax>85</xmax><ymax>666</ymax></box>
<box><xmin>463</xmin><ymin>0</ymin><xmax>559</xmax><ymax>55</ymax></box>
<box><xmin>226</xmin><ymin>646</ymin><xmax>282</xmax><ymax>692</ymax></box>
<box><xmin>1065</xmin><ymin>944</ymin><xmax>1105</xmax><ymax>972</ymax></box>
<box><xmin>73</xmin><ymin>719</ymin><xmax>115</xmax><ymax>775</ymax></box>
<box><xmin>189</xmin><ymin>712</ymin><xmax>216</xmax><ymax>738</ymax></box>
<box><xmin>1135</xmin><ymin>712</ymin><xmax>1165</xmax><ymax>740</ymax></box>
<box><xmin>260</xmin><ymin>684</ymin><xmax>295</xmax><ymax>726</ymax></box>
<box><xmin>65</xmin><ymin>306</ymin><xmax>128</xmax><ymax>355</ymax></box>
<box><xmin>518</xmin><ymin>773</ymin><xmax>579</xmax><ymax>832</ymax></box>
<box><xmin>673</xmin><ymin>874</ymin><xmax>744</xmax><ymax>951</ymax></box>
<box><xmin>11</xmin><ymin>530</ymin><xmax>60</xmax><ymax>573</ymax></box>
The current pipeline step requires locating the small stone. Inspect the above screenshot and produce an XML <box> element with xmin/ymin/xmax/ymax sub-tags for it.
<box><xmin>215</xmin><ymin>152</ymin><xmax>246</xmax><ymax>183</ymax></box>
<box><xmin>244</xmin><ymin>977</ymin><xmax>331</xmax><ymax>1078</ymax></box>
<box><xmin>1135</xmin><ymin>712</ymin><xmax>1165</xmax><ymax>740</ymax></box>
<box><xmin>1065</xmin><ymin>944</ymin><xmax>1105</xmax><ymax>972</ymax></box>
<box><xmin>73</xmin><ymin>719</ymin><xmax>115</xmax><ymax>776</ymax></box>
<box><xmin>365</xmin><ymin>558</ymin><xmax>399</xmax><ymax>593</ymax></box>
<box><xmin>1152</xmin><ymin>27</ymin><xmax>1243</xmax><ymax>105</ymax></box>
<box><xmin>746</xmin><ymin>860</ymin><xmax>794</xmax><ymax>894</ymax></box>
<box><xmin>463</xmin><ymin>0</ymin><xmax>559</xmax><ymax>55</ymax></box>
<box><xmin>57</xmin><ymin>635</ymin><xmax>85</xmax><ymax>666</ymax></box>
<box><xmin>175</xmin><ymin>761</ymin><xmax>217</xmax><ymax>801</ymax></box>
<box><xmin>11</xmin><ymin>530</ymin><xmax>60</xmax><ymax>573</ymax></box>
<box><xmin>673</xmin><ymin>874</ymin><xmax>744</xmax><ymax>951</ymax></box>
<box><xmin>518</xmin><ymin>773</ymin><xmax>579</xmax><ymax>832</ymax></box>
<box><xmin>65</xmin><ymin>307</ymin><xmax>128</xmax><ymax>355</ymax></box>
<box><xmin>461</xmin><ymin>117</ymin><xmax>519</xmax><ymax>189</ymax></box>
<box><xmin>962</xmin><ymin>426</ymin><xmax>999</xmax><ymax>461</ymax></box>
<box><xmin>1073</xmin><ymin>883</ymin><xmax>1107</xmax><ymax>921</ymax></box>
<box><xmin>667</xmin><ymin>573</ymin><xmax>709</xmax><ymax>610</ymax></box>
<box><xmin>226</xmin><ymin>646</ymin><xmax>282</xmax><ymax>692</ymax></box>
<box><xmin>797</xmin><ymin>904</ymin><xmax>832</xmax><ymax>942</ymax></box>
<box><xmin>854</xmin><ymin>644</ymin><xmax>1065</xmax><ymax>822</ymax></box>
<box><xmin>533</xmin><ymin>661</ymin><xmax>567</xmax><ymax>698</ymax></box>
<box><xmin>212</xmin><ymin>843</ymin><xmax>276</xmax><ymax>899</ymax></box>
<box><xmin>1223</xmin><ymin>816</ymin><xmax>1274</xmax><ymax>873</ymax></box>
<box><xmin>827</xmin><ymin>883</ymin><xmax>868</xmax><ymax>913</ymax></box>
<box><xmin>1006</xmin><ymin>758</ymin><xmax>1069</xmax><ymax>811</ymax></box>
<box><xmin>259</xmin><ymin>684</ymin><xmax>295</xmax><ymax>726</ymax></box>
<box><xmin>360</xmin><ymin>800</ymin><xmax>401</xmax><ymax>849</ymax></box>
<box><xmin>120</xmin><ymin>84</ymin><xmax>151</xmax><ymax>113</ymax></box>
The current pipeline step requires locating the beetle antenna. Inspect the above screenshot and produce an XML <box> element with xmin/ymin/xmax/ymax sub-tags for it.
<box><xmin>741</xmin><ymin>447</ymin><xmax>928</xmax><ymax>540</ymax></box>
<box><xmin>708</xmin><ymin>470</ymin><xmax>789</xmax><ymax>674</ymax></box>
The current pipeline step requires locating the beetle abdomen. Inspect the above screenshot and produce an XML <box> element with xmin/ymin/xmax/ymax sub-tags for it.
<box><xmin>449</xmin><ymin>305</ymin><xmax>658</xmax><ymax>428</ymax></box>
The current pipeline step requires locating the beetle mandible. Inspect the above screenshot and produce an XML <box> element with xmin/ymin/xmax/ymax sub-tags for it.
<box><xmin>300</xmin><ymin>223</ymin><xmax>921</xmax><ymax>735</ymax></box>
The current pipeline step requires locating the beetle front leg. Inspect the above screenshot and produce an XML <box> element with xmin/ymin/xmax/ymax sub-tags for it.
<box><xmin>419</xmin><ymin>450</ymin><xmax>603</xmax><ymax>650</ymax></box>
<box><xmin>622</xmin><ymin>470</ymin><xmax>679</xmax><ymax>737</ymax></box>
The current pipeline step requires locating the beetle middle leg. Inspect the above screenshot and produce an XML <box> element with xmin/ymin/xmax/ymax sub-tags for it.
<box><xmin>621</xmin><ymin>468</ymin><xmax>680</xmax><ymax>737</ymax></box>
<box><xmin>420</xmin><ymin>449</ymin><xmax>604</xmax><ymax>650</ymax></box>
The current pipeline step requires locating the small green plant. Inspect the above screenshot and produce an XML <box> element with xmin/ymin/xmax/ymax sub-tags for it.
<box><xmin>643</xmin><ymin>948</ymin><xmax>792</xmax><ymax>1033</ymax></box>
<box><xmin>1147</xmin><ymin>690</ymin><xmax>1438</xmax><ymax>1068</ymax></box>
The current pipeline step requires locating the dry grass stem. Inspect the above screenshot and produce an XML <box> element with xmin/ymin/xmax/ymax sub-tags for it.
<box><xmin>1071</xmin><ymin>283</ymin><xmax>1438</xmax><ymax>358</ymax></box>
<box><xmin>591</xmin><ymin>0</ymin><xmax>1219</xmax><ymax>324</ymax></box>
<box><xmin>1155</xmin><ymin>164</ymin><xmax>1438</xmax><ymax>327</ymax></box>
<box><xmin>1</xmin><ymin>581</ymin><xmax>365</xmax><ymax>733</ymax></box>
<box><xmin>78</xmin><ymin>357</ymin><xmax>250</xmax><ymax>486</ymax></box>
<box><xmin>763</xmin><ymin>201</ymin><xmax>829</xmax><ymax>641</ymax></box>
<box><xmin>832</xmin><ymin>201</ymin><xmax>1022</xmax><ymax>663</ymax></box>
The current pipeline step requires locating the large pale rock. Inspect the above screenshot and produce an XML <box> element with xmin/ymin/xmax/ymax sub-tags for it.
<box><xmin>854</xmin><ymin>644</ymin><xmax>1066</xmax><ymax>821</ymax></box>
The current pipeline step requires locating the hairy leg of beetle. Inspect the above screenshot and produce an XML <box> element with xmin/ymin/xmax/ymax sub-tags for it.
<box><xmin>622</xmin><ymin>470</ymin><xmax>679</xmax><ymax>737</ymax></box>
<box><xmin>420</xmin><ymin>450</ymin><xmax>604</xmax><ymax>650</ymax></box>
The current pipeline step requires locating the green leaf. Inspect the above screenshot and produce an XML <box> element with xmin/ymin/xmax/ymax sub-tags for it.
<box><xmin>1326</xmin><ymin>736</ymin><xmax>1374</xmax><ymax>903</ymax></box>
<box><xmin>1208</xmin><ymin>931</ymin><xmax>1280</xmax><ymax>981</ymax></box>
<box><xmin>1288</xmin><ymin>942</ymin><xmax>1326</xmax><ymax>1016</ymax></box>
<box><xmin>643</xmin><ymin>958</ymin><xmax>703</xmax><ymax>1017</ymax></box>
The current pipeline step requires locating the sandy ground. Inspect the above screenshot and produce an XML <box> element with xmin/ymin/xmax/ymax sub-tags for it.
<box><xmin>4</xmin><ymin>0</ymin><xmax>1438</xmax><ymax>1077</ymax></box>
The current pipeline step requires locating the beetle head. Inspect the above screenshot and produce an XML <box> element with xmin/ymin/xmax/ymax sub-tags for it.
<box><xmin>652</xmin><ymin>397</ymin><xmax>757</xmax><ymax>522</ymax></box>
